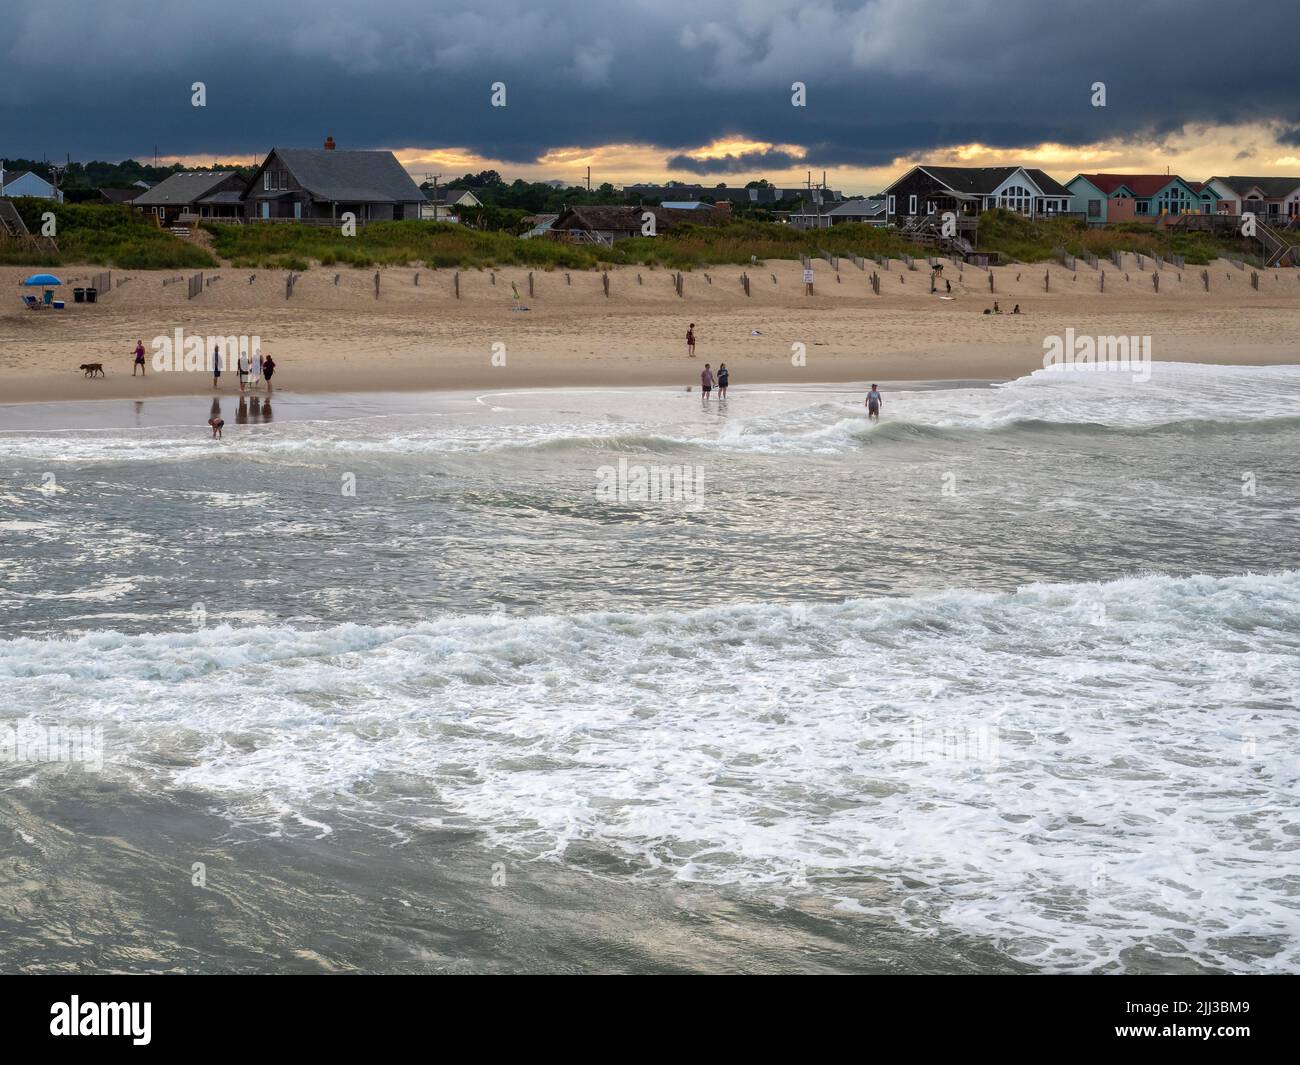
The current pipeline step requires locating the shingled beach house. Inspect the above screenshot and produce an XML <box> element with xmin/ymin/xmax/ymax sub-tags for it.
<box><xmin>243</xmin><ymin>139</ymin><xmax>425</xmax><ymax>222</ymax></box>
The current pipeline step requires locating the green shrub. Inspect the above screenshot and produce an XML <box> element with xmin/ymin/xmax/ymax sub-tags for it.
<box><xmin>2</xmin><ymin>200</ymin><xmax>216</xmax><ymax>268</ymax></box>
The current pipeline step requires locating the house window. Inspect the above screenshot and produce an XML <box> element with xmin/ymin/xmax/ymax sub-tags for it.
<box><xmin>927</xmin><ymin>201</ymin><xmax>936</xmax><ymax>214</ymax></box>
<box><xmin>908</xmin><ymin>194</ymin><xmax>917</xmax><ymax>215</ymax></box>
<box><xmin>997</xmin><ymin>184</ymin><xmax>1033</xmax><ymax>214</ymax></box>
<box><xmin>1088</xmin><ymin>199</ymin><xmax>1101</xmax><ymax>217</ymax></box>
<box><xmin>887</xmin><ymin>194</ymin><xmax>895</xmax><ymax>214</ymax></box>
<box><xmin>1157</xmin><ymin>187</ymin><xmax>1192</xmax><ymax>215</ymax></box>
<box><xmin>264</xmin><ymin>171</ymin><xmax>270</xmax><ymax>191</ymax></box>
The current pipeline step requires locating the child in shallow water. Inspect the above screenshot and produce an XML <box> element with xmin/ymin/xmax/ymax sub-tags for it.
<box><xmin>208</xmin><ymin>416</ymin><xmax>224</xmax><ymax>439</ymax></box>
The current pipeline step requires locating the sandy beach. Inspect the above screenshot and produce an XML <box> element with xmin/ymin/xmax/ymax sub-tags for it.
<box><xmin>3</xmin><ymin>257</ymin><xmax>1299</xmax><ymax>405</ymax></box>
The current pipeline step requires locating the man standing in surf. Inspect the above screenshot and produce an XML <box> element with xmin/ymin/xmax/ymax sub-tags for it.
<box><xmin>866</xmin><ymin>384</ymin><xmax>883</xmax><ymax>420</ymax></box>
<box><xmin>686</xmin><ymin>323</ymin><xmax>696</xmax><ymax>358</ymax></box>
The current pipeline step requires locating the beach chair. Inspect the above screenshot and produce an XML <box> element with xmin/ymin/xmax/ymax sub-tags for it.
<box><xmin>21</xmin><ymin>294</ymin><xmax>39</xmax><ymax>310</ymax></box>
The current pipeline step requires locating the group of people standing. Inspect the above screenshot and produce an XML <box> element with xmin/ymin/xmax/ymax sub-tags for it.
<box><xmin>212</xmin><ymin>346</ymin><xmax>276</xmax><ymax>393</ymax></box>
<box><xmin>699</xmin><ymin>362</ymin><xmax>729</xmax><ymax>401</ymax></box>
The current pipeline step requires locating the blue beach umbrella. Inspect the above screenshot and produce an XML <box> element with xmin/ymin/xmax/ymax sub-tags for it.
<box><xmin>22</xmin><ymin>273</ymin><xmax>62</xmax><ymax>286</ymax></box>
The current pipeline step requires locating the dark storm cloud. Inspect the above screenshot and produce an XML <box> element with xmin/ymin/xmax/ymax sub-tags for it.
<box><xmin>666</xmin><ymin>149</ymin><xmax>803</xmax><ymax>174</ymax></box>
<box><xmin>2</xmin><ymin>0</ymin><xmax>1296</xmax><ymax>168</ymax></box>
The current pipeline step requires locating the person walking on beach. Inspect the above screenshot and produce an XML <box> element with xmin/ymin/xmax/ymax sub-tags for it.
<box><xmin>262</xmin><ymin>353</ymin><xmax>276</xmax><ymax>392</ymax></box>
<box><xmin>866</xmin><ymin>384</ymin><xmax>883</xmax><ymax>420</ymax></box>
<box><xmin>686</xmin><ymin>323</ymin><xmax>696</xmax><ymax>358</ymax></box>
<box><xmin>255</xmin><ymin>349</ymin><xmax>264</xmax><ymax>389</ymax></box>
<box><xmin>701</xmin><ymin>363</ymin><xmax>714</xmax><ymax>401</ymax></box>
<box><xmin>212</xmin><ymin>345</ymin><xmax>222</xmax><ymax>389</ymax></box>
<box><xmin>717</xmin><ymin>362</ymin><xmax>729</xmax><ymax>398</ymax></box>
<box><xmin>133</xmin><ymin>340</ymin><xmax>146</xmax><ymax>377</ymax></box>
<box><xmin>238</xmin><ymin>349</ymin><xmax>250</xmax><ymax>393</ymax></box>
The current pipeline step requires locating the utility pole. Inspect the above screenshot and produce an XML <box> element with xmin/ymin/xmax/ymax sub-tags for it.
<box><xmin>586</xmin><ymin>166</ymin><xmax>591</xmax><ymax>193</ymax></box>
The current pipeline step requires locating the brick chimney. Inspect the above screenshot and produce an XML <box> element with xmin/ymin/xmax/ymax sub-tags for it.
<box><xmin>323</xmin><ymin>136</ymin><xmax>336</xmax><ymax>151</ymax></box>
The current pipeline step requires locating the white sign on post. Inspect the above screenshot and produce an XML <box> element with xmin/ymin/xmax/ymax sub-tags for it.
<box><xmin>803</xmin><ymin>269</ymin><xmax>814</xmax><ymax>284</ymax></box>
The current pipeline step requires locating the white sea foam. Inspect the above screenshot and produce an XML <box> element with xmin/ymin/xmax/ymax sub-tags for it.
<box><xmin>2</xmin><ymin>569</ymin><xmax>1297</xmax><ymax>972</ymax></box>
<box><xmin>1</xmin><ymin>362</ymin><xmax>1295</xmax><ymax>464</ymax></box>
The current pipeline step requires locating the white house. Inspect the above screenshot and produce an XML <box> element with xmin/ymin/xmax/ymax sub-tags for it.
<box><xmin>0</xmin><ymin>167</ymin><xmax>62</xmax><ymax>201</ymax></box>
<box><xmin>880</xmin><ymin>165</ymin><xmax>1074</xmax><ymax>224</ymax></box>
<box><xmin>1205</xmin><ymin>176</ymin><xmax>1300</xmax><ymax>221</ymax></box>
<box><xmin>420</xmin><ymin>188</ymin><xmax>482</xmax><ymax>222</ymax></box>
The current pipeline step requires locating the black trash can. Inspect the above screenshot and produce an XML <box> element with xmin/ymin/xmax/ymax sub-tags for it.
<box><xmin>73</xmin><ymin>288</ymin><xmax>85</xmax><ymax>303</ymax></box>
<box><xmin>85</xmin><ymin>287</ymin><xmax>97</xmax><ymax>304</ymax></box>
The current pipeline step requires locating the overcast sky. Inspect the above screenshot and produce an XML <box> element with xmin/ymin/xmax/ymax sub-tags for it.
<box><xmin>4</xmin><ymin>0</ymin><xmax>1299</xmax><ymax>192</ymax></box>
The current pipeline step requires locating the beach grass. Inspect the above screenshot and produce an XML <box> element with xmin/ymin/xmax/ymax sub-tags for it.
<box><xmin>975</xmin><ymin>209</ymin><xmax>1249</xmax><ymax>265</ymax></box>
<box><xmin>0</xmin><ymin>199</ymin><xmax>217</xmax><ymax>269</ymax></box>
<box><xmin>0</xmin><ymin>200</ymin><xmax>1269</xmax><ymax>271</ymax></box>
<box><xmin>202</xmin><ymin>218</ymin><xmax>917</xmax><ymax>270</ymax></box>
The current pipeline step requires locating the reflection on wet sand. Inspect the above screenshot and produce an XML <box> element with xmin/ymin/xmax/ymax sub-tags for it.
<box><xmin>233</xmin><ymin>396</ymin><xmax>273</xmax><ymax>425</ymax></box>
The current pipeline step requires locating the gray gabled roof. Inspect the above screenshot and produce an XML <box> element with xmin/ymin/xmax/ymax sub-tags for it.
<box><xmin>99</xmin><ymin>187</ymin><xmax>140</xmax><ymax>203</ymax></box>
<box><xmin>1209</xmin><ymin>175</ymin><xmax>1300</xmax><ymax>198</ymax></box>
<box><xmin>825</xmin><ymin>197</ymin><xmax>886</xmax><ymax>217</ymax></box>
<box><xmin>887</xmin><ymin>165</ymin><xmax>1073</xmax><ymax>198</ymax></box>
<box><xmin>133</xmin><ymin>171</ymin><xmax>238</xmax><ymax>207</ymax></box>
<box><xmin>272</xmin><ymin>149</ymin><xmax>424</xmax><ymax>203</ymax></box>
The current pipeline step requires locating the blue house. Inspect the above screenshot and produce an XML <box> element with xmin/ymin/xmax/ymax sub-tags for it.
<box><xmin>1066</xmin><ymin>173</ymin><xmax>1218</xmax><ymax>225</ymax></box>
<box><xmin>0</xmin><ymin>168</ymin><xmax>62</xmax><ymax>201</ymax></box>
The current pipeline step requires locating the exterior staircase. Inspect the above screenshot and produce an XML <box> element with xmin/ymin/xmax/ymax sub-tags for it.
<box><xmin>0</xmin><ymin>198</ymin><xmax>59</xmax><ymax>253</ymax></box>
<box><xmin>900</xmin><ymin>212</ymin><xmax>976</xmax><ymax>257</ymax></box>
<box><xmin>1171</xmin><ymin>212</ymin><xmax>1300</xmax><ymax>267</ymax></box>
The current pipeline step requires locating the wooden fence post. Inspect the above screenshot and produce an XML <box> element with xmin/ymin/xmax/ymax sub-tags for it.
<box><xmin>454</xmin><ymin>272</ymin><xmax>460</xmax><ymax>299</ymax></box>
<box><xmin>602</xmin><ymin>272</ymin><xmax>609</xmax><ymax>297</ymax></box>
<box><xmin>528</xmin><ymin>272</ymin><xmax>534</xmax><ymax>297</ymax></box>
<box><xmin>374</xmin><ymin>271</ymin><xmax>380</xmax><ymax>299</ymax></box>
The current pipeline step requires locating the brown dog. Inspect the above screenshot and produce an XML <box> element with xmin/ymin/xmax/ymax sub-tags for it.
<box><xmin>80</xmin><ymin>363</ymin><xmax>105</xmax><ymax>378</ymax></box>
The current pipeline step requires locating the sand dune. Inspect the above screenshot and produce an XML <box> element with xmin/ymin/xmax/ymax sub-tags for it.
<box><xmin>3</xmin><ymin>257</ymin><xmax>1298</xmax><ymax>403</ymax></box>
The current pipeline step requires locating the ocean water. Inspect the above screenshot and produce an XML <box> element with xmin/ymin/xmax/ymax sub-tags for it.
<box><xmin>1</xmin><ymin>363</ymin><xmax>1298</xmax><ymax>974</ymax></box>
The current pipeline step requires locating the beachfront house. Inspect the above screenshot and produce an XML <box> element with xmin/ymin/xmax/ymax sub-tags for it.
<box><xmin>520</xmin><ymin>213</ymin><xmax>558</xmax><ymax>239</ymax></box>
<box><xmin>879</xmin><ymin>166</ymin><xmax>1075</xmax><ymax>226</ymax></box>
<box><xmin>790</xmin><ymin>196</ymin><xmax>887</xmax><ymax>229</ymax></box>
<box><xmin>419</xmin><ymin>187</ymin><xmax>482</xmax><ymax>222</ymax></box>
<box><xmin>1066</xmin><ymin>174</ymin><xmax>1215</xmax><ymax>224</ymax></box>
<box><xmin>0</xmin><ymin>168</ymin><xmax>62</xmax><ymax>201</ymax></box>
<box><xmin>1204</xmin><ymin>176</ymin><xmax>1300</xmax><ymax>222</ymax></box>
<box><xmin>549</xmin><ymin>204</ymin><xmax>723</xmax><ymax>244</ymax></box>
<box><xmin>243</xmin><ymin>140</ymin><xmax>425</xmax><ymax>222</ymax></box>
<box><xmin>132</xmin><ymin>171</ymin><xmax>249</xmax><ymax>225</ymax></box>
